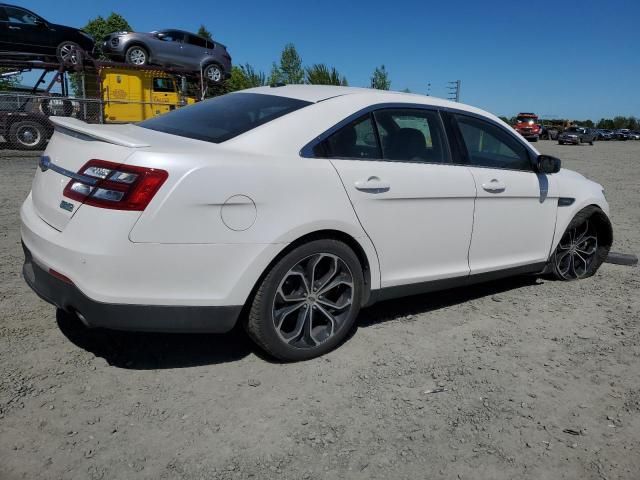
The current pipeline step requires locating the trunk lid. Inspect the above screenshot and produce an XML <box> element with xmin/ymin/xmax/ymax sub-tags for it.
<box><xmin>31</xmin><ymin>117</ymin><xmax>149</xmax><ymax>231</ymax></box>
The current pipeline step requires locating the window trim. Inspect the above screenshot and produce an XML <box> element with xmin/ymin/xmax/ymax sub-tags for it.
<box><xmin>300</xmin><ymin>102</ymin><xmax>537</xmax><ymax>168</ymax></box>
<box><xmin>446</xmin><ymin>111</ymin><xmax>537</xmax><ymax>172</ymax></box>
<box><xmin>301</xmin><ymin>103</ymin><xmax>453</xmax><ymax>165</ymax></box>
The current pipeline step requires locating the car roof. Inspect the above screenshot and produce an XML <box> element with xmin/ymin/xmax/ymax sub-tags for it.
<box><xmin>240</xmin><ymin>84</ymin><xmax>491</xmax><ymax>117</ymax></box>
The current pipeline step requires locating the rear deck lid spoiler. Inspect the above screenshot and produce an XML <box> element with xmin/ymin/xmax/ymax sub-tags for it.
<box><xmin>49</xmin><ymin>117</ymin><xmax>151</xmax><ymax>148</ymax></box>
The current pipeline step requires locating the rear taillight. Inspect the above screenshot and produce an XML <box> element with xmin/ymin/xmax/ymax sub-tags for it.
<box><xmin>63</xmin><ymin>160</ymin><xmax>168</xmax><ymax>211</ymax></box>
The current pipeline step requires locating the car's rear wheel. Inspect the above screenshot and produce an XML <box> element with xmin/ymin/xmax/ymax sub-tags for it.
<box><xmin>8</xmin><ymin>120</ymin><xmax>48</xmax><ymax>150</ymax></box>
<box><xmin>56</xmin><ymin>41</ymin><xmax>82</xmax><ymax>65</ymax></box>
<box><xmin>125</xmin><ymin>46</ymin><xmax>148</xmax><ymax>66</ymax></box>
<box><xmin>246</xmin><ymin>239</ymin><xmax>364</xmax><ymax>361</ymax></box>
<box><xmin>551</xmin><ymin>208</ymin><xmax>610</xmax><ymax>281</ymax></box>
<box><xmin>203</xmin><ymin>63</ymin><xmax>224</xmax><ymax>84</ymax></box>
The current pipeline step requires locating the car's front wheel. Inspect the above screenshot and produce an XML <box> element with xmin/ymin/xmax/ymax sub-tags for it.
<box><xmin>56</xmin><ymin>41</ymin><xmax>82</xmax><ymax>65</ymax></box>
<box><xmin>246</xmin><ymin>239</ymin><xmax>364</xmax><ymax>361</ymax></box>
<box><xmin>125</xmin><ymin>46</ymin><xmax>148</xmax><ymax>66</ymax></box>
<box><xmin>551</xmin><ymin>207</ymin><xmax>611</xmax><ymax>280</ymax></box>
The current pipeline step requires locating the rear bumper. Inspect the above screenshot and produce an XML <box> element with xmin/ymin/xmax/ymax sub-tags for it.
<box><xmin>23</xmin><ymin>243</ymin><xmax>241</xmax><ymax>333</ymax></box>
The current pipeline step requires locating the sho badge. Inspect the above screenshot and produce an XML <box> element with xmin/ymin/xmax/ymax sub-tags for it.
<box><xmin>59</xmin><ymin>200</ymin><xmax>74</xmax><ymax>212</ymax></box>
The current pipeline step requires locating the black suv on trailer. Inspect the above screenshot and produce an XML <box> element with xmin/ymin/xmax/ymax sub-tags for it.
<box><xmin>0</xmin><ymin>3</ymin><xmax>94</xmax><ymax>64</ymax></box>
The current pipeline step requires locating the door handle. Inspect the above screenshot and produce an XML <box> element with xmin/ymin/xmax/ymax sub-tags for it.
<box><xmin>481</xmin><ymin>179</ymin><xmax>506</xmax><ymax>193</ymax></box>
<box><xmin>9</xmin><ymin>26</ymin><xmax>21</xmax><ymax>30</ymax></box>
<box><xmin>354</xmin><ymin>176</ymin><xmax>390</xmax><ymax>193</ymax></box>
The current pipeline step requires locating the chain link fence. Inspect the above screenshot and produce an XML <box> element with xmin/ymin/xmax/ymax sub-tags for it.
<box><xmin>0</xmin><ymin>92</ymin><xmax>190</xmax><ymax>150</ymax></box>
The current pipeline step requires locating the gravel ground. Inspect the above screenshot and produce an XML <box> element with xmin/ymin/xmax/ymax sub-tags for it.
<box><xmin>1</xmin><ymin>140</ymin><xmax>639</xmax><ymax>480</ymax></box>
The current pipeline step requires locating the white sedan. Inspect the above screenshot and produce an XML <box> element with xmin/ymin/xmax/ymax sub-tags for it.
<box><xmin>21</xmin><ymin>85</ymin><xmax>613</xmax><ymax>360</ymax></box>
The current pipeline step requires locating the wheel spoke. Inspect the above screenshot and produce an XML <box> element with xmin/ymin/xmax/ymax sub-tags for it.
<box><xmin>319</xmin><ymin>273</ymin><xmax>352</xmax><ymax>296</ymax></box>
<box><xmin>317</xmin><ymin>294</ymin><xmax>351</xmax><ymax>311</ymax></box>
<box><xmin>313</xmin><ymin>255</ymin><xmax>339</xmax><ymax>293</ymax></box>
<box><xmin>574</xmin><ymin>220</ymin><xmax>590</xmax><ymax>244</ymax></box>
<box><xmin>274</xmin><ymin>301</ymin><xmax>305</xmax><ymax>330</ymax></box>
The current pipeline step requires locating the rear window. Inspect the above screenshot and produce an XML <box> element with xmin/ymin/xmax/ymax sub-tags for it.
<box><xmin>138</xmin><ymin>93</ymin><xmax>311</xmax><ymax>143</ymax></box>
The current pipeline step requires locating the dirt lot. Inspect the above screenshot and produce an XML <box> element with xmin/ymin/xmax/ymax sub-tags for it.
<box><xmin>1</xmin><ymin>140</ymin><xmax>639</xmax><ymax>480</ymax></box>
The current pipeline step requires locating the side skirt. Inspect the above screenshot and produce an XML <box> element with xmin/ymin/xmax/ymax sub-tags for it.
<box><xmin>367</xmin><ymin>262</ymin><xmax>547</xmax><ymax>305</ymax></box>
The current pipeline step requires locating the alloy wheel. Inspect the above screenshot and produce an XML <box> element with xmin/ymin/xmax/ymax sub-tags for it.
<box><xmin>59</xmin><ymin>43</ymin><xmax>78</xmax><ymax>64</ymax></box>
<box><xmin>205</xmin><ymin>66</ymin><xmax>222</xmax><ymax>82</ymax></box>
<box><xmin>272</xmin><ymin>253</ymin><xmax>354</xmax><ymax>349</ymax></box>
<box><xmin>555</xmin><ymin>219</ymin><xmax>598</xmax><ymax>279</ymax></box>
<box><xmin>128</xmin><ymin>48</ymin><xmax>147</xmax><ymax>65</ymax></box>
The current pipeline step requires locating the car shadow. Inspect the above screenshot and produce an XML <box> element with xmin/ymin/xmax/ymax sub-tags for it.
<box><xmin>57</xmin><ymin>275</ymin><xmax>543</xmax><ymax>369</ymax></box>
<box><xmin>56</xmin><ymin>309</ymin><xmax>256</xmax><ymax>370</ymax></box>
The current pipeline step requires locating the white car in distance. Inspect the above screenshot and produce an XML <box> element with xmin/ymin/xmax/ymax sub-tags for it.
<box><xmin>21</xmin><ymin>85</ymin><xmax>613</xmax><ymax>361</ymax></box>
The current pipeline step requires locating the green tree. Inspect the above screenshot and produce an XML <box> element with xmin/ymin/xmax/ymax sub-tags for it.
<box><xmin>370</xmin><ymin>65</ymin><xmax>391</xmax><ymax>90</ymax></box>
<box><xmin>612</xmin><ymin>116</ymin><xmax>627</xmax><ymax>129</ymax></box>
<box><xmin>277</xmin><ymin>43</ymin><xmax>304</xmax><ymax>84</ymax></box>
<box><xmin>268</xmin><ymin>61</ymin><xmax>283</xmax><ymax>85</ymax></box>
<box><xmin>197</xmin><ymin>25</ymin><xmax>212</xmax><ymax>40</ymax></box>
<box><xmin>626</xmin><ymin>116</ymin><xmax>638</xmax><ymax>130</ymax></box>
<box><xmin>225</xmin><ymin>64</ymin><xmax>267</xmax><ymax>92</ymax></box>
<box><xmin>305</xmin><ymin>64</ymin><xmax>347</xmax><ymax>86</ymax></box>
<box><xmin>83</xmin><ymin>13</ymin><xmax>133</xmax><ymax>58</ymax></box>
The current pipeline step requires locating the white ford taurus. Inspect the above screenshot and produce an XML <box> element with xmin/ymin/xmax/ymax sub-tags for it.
<box><xmin>21</xmin><ymin>85</ymin><xmax>612</xmax><ymax>360</ymax></box>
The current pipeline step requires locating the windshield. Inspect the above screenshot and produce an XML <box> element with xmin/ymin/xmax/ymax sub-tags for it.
<box><xmin>516</xmin><ymin>117</ymin><xmax>537</xmax><ymax>124</ymax></box>
<box><xmin>138</xmin><ymin>93</ymin><xmax>312</xmax><ymax>143</ymax></box>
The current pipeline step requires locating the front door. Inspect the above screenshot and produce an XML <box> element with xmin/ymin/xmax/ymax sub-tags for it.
<box><xmin>318</xmin><ymin>108</ymin><xmax>477</xmax><ymax>288</ymax></box>
<box><xmin>450</xmin><ymin>113</ymin><xmax>558</xmax><ymax>274</ymax></box>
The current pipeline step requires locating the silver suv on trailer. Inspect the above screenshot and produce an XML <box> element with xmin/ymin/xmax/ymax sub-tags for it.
<box><xmin>101</xmin><ymin>29</ymin><xmax>231</xmax><ymax>84</ymax></box>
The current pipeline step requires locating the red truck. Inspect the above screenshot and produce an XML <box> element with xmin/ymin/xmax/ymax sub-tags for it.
<box><xmin>513</xmin><ymin>112</ymin><xmax>541</xmax><ymax>142</ymax></box>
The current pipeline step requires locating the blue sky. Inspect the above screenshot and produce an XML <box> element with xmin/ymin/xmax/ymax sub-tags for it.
<box><xmin>18</xmin><ymin>0</ymin><xmax>640</xmax><ymax>120</ymax></box>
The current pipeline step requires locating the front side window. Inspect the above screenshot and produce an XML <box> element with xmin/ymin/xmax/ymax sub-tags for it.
<box><xmin>158</xmin><ymin>30</ymin><xmax>184</xmax><ymax>42</ymax></box>
<box><xmin>139</xmin><ymin>93</ymin><xmax>311</xmax><ymax>143</ymax></box>
<box><xmin>374</xmin><ymin>109</ymin><xmax>448</xmax><ymax>163</ymax></box>
<box><xmin>455</xmin><ymin>114</ymin><xmax>531</xmax><ymax>170</ymax></box>
<box><xmin>152</xmin><ymin>77</ymin><xmax>175</xmax><ymax>92</ymax></box>
<box><xmin>5</xmin><ymin>7</ymin><xmax>40</xmax><ymax>24</ymax></box>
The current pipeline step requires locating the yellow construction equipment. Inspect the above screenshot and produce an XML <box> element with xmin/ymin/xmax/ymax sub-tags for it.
<box><xmin>100</xmin><ymin>67</ymin><xmax>196</xmax><ymax>123</ymax></box>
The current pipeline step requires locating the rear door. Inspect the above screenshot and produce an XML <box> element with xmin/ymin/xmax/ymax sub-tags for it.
<box><xmin>324</xmin><ymin>108</ymin><xmax>476</xmax><ymax>288</ymax></box>
<box><xmin>446</xmin><ymin>112</ymin><xmax>558</xmax><ymax>274</ymax></box>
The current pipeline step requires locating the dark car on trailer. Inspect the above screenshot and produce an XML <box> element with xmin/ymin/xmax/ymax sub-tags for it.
<box><xmin>0</xmin><ymin>92</ymin><xmax>55</xmax><ymax>150</ymax></box>
<box><xmin>0</xmin><ymin>3</ymin><xmax>94</xmax><ymax>64</ymax></box>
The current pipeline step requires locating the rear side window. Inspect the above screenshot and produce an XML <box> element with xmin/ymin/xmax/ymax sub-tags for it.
<box><xmin>139</xmin><ymin>93</ymin><xmax>311</xmax><ymax>143</ymax></box>
<box><xmin>314</xmin><ymin>114</ymin><xmax>381</xmax><ymax>159</ymax></box>
<box><xmin>188</xmin><ymin>35</ymin><xmax>208</xmax><ymax>48</ymax></box>
<box><xmin>0</xmin><ymin>8</ymin><xmax>8</xmax><ymax>22</ymax></box>
<box><xmin>374</xmin><ymin>109</ymin><xmax>448</xmax><ymax>163</ymax></box>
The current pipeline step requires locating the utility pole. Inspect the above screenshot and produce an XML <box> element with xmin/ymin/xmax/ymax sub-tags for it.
<box><xmin>447</xmin><ymin>80</ymin><xmax>461</xmax><ymax>102</ymax></box>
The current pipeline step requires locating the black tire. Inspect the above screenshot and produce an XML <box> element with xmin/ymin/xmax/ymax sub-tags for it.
<box><xmin>550</xmin><ymin>206</ymin><xmax>611</xmax><ymax>281</ymax></box>
<box><xmin>56</xmin><ymin>41</ymin><xmax>82</xmax><ymax>65</ymax></box>
<box><xmin>530</xmin><ymin>136</ymin><xmax>538</xmax><ymax>142</ymax></box>
<box><xmin>125</xmin><ymin>45</ymin><xmax>149</xmax><ymax>66</ymax></box>
<box><xmin>246</xmin><ymin>239</ymin><xmax>364</xmax><ymax>361</ymax></box>
<box><xmin>558</xmin><ymin>141</ymin><xmax>564</xmax><ymax>145</ymax></box>
<box><xmin>589</xmin><ymin>139</ymin><xmax>594</xmax><ymax>145</ymax></box>
<box><xmin>203</xmin><ymin>63</ymin><xmax>224</xmax><ymax>84</ymax></box>
<box><xmin>8</xmin><ymin>120</ymin><xmax>49</xmax><ymax>150</ymax></box>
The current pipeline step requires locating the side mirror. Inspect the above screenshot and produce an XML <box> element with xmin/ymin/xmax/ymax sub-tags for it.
<box><xmin>537</xmin><ymin>154</ymin><xmax>561</xmax><ymax>174</ymax></box>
